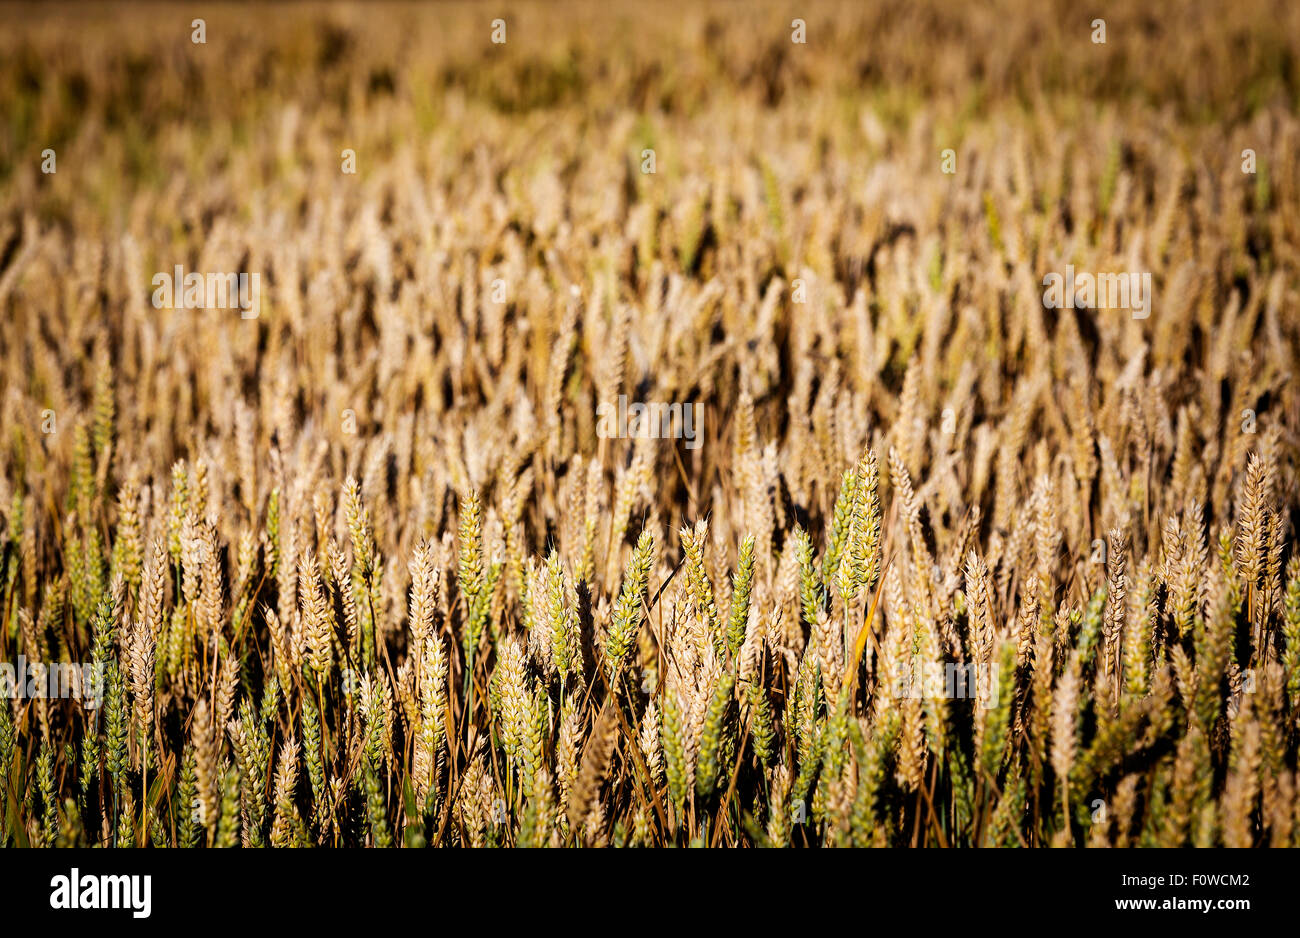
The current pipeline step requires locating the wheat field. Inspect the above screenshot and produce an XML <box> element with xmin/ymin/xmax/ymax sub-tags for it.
<box><xmin>1</xmin><ymin>0</ymin><xmax>1299</xmax><ymax>848</ymax></box>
